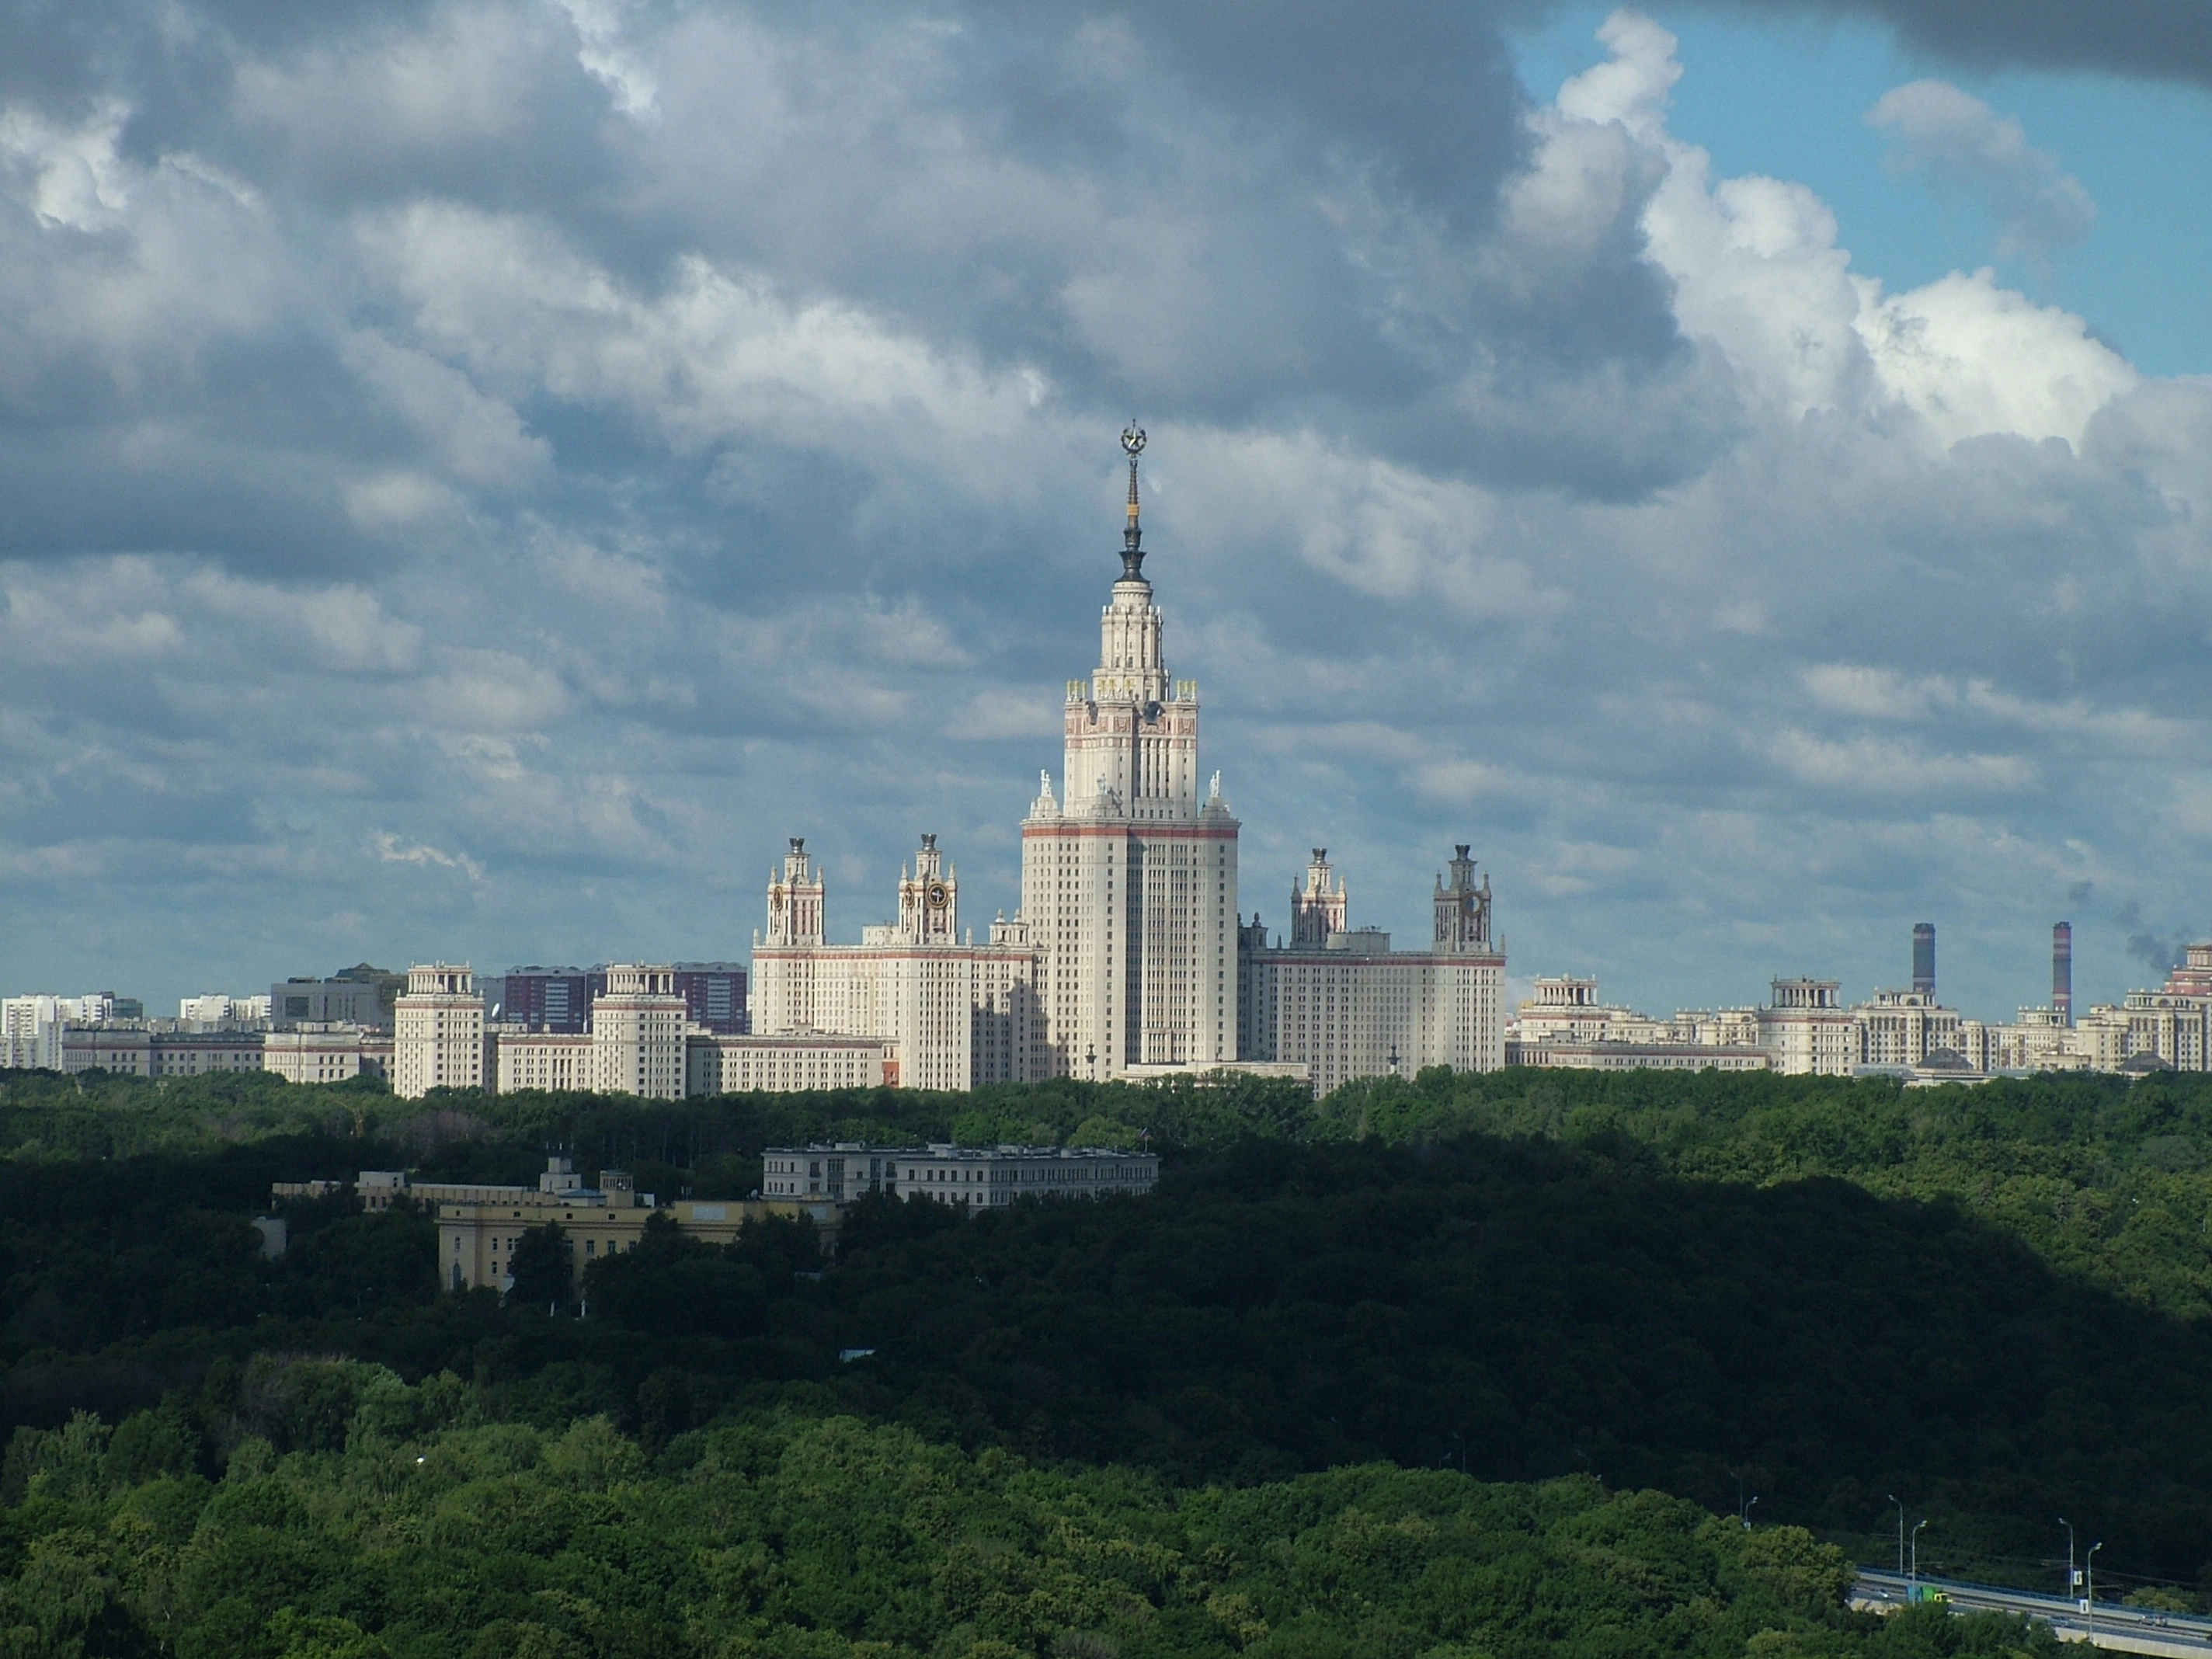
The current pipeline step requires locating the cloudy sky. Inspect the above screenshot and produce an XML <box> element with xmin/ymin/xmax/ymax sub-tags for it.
<box><xmin>5</xmin><ymin>0</ymin><xmax>2211</xmax><ymax>1023</ymax></box>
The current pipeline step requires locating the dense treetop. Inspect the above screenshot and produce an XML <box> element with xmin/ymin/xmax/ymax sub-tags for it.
<box><xmin>0</xmin><ymin>1368</ymin><xmax>2057</xmax><ymax>1659</ymax></box>
<box><xmin>9</xmin><ymin>1063</ymin><xmax>2212</xmax><ymax>1622</ymax></box>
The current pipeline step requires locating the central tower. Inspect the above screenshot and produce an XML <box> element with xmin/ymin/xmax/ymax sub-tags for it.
<box><xmin>1022</xmin><ymin>428</ymin><xmax>1240</xmax><ymax>1077</ymax></box>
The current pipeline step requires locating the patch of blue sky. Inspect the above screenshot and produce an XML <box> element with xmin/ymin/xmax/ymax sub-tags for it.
<box><xmin>1509</xmin><ymin>5</ymin><xmax>2212</xmax><ymax>375</ymax></box>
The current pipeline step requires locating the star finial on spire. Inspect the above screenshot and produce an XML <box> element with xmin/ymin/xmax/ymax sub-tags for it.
<box><xmin>1121</xmin><ymin>422</ymin><xmax>1147</xmax><ymax>582</ymax></box>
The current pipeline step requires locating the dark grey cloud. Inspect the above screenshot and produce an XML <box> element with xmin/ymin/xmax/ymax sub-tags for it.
<box><xmin>1730</xmin><ymin>0</ymin><xmax>2212</xmax><ymax>87</ymax></box>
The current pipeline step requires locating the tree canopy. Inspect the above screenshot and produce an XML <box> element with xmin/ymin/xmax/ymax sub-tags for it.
<box><xmin>0</xmin><ymin>1372</ymin><xmax>2062</xmax><ymax>1659</ymax></box>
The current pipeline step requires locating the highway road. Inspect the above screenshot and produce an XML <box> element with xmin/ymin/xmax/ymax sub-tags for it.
<box><xmin>1856</xmin><ymin>1569</ymin><xmax>2212</xmax><ymax>1656</ymax></box>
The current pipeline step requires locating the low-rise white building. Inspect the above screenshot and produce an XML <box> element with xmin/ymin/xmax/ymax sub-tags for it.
<box><xmin>59</xmin><ymin>1028</ymin><xmax>267</xmax><ymax>1077</ymax></box>
<box><xmin>405</xmin><ymin>960</ymin><xmax>903</xmax><ymax>1099</ymax></box>
<box><xmin>263</xmin><ymin>1024</ymin><xmax>388</xmax><ymax>1085</ymax></box>
<box><xmin>275</xmin><ymin>1158</ymin><xmax>835</xmax><ymax>1292</ymax></box>
<box><xmin>495</xmin><ymin>1030</ymin><xmax>596</xmax><ymax>1094</ymax></box>
<box><xmin>686</xmin><ymin>1031</ymin><xmax>894</xmax><ymax>1094</ymax></box>
<box><xmin>1511</xmin><ymin>1040</ymin><xmax>1770</xmax><ymax>1073</ymax></box>
<box><xmin>1512</xmin><ymin>977</ymin><xmax>1626</xmax><ymax>1046</ymax></box>
<box><xmin>763</xmin><ymin>1141</ymin><xmax>1158</xmax><ymax>1209</ymax></box>
<box><xmin>58</xmin><ymin>1026</ymin><xmax>151</xmax><ymax>1076</ymax></box>
<box><xmin>1507</xmin><ymin>976</ymin><xmax>1765</xmax><ymax>1070</ymax></box>
<box><xmin>489</xmin><ymin>965</ymin><xmax>716</xmax><ymax>1097</ymax></box>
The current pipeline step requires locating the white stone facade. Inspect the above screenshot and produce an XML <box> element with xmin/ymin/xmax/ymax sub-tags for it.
<box><xmin>685</xmin><ymin>1031</ymin><xmax>894</xmax><ymax>1094</ymax></box>
<box><xmin>1840</xmin><ymin>995</ymin><xmax>1964</xmax><ymax>1070</ymax></box>
<box><xmin>2103</xmin><ymin>989</ymin><xmax>2212</xmax><ymax>1071</ymax></box>
<box><xmin>763</xmin><ymin>1141</ymin><xmax>1158</xmax><ymax>1209</ymax></box>
<box><xmin>1514</xmin><ymin>1042</ymin><xmax>1770</xmax><ymax>1072</ymax></box>
<box><xmin>1240</xmin><ymin>848</ymin><xmax>1505</xmax><ymax>1096</ymax></box>
<box><xmin>393</xmin><ymin>964</ymin><xmax>488</xmax><ymax>1099</ymax></box>
<box><xmin>743</xmin><ymin>442</ymin><xmax>1516</xmax><ymax>1095</ymax></box>
<box><xmin>1849</xmin><ymin>989</ymin><xmax>1967</xmax><ymax>1069</ymax></box>
<box><xmin>753</xmin><ymin>836</ymin><xmax>1041</xmax><ymax>1090</ymax></box>
<box><xmin>590</xmin><ymin>964</ymin><xmax>687</xmax><ymax>1099</ymax></box>
<box><xmin>263</xmin><ymin>1024</ymin><xmax>384</xmax><ymax>1084</ymax></box>
<box><xmin>1514</xmin><ymin>977</ymin><xmax>1612</xmax><ymax>1045</ymax></box>
<box><xmin>54</xmin><ymin>1027</ymin><xmax>280</xmax><ymax>1079</ymax></box>
<box><xmin>495</xmin><ymin>1030</ymin><xmax>595</xmax><ymax>1094</ymax></box>
<box><xmin>1511</xmin><ymin>979</ymin><xmax>1765</xmax><ymax>1053</ymax></box>
<box><xmin>1505</xmin><ymin>975</ymin><xmax>1768</xmax><ymax>1071</ymax></box>
<box><xmin>1020</xmin><ymin>459</ymin><xmax>1240</xmax><ymax>1080</ymax></box>
<box><xmin>484</xmin><ymin>964</ymin><xmax>688</xmax><ymax>1096</ymax></box>
<box><xmin>1758</xmin><ymin>978</ymin><xmax>1857</xmax><ymax>1076</ymax></box>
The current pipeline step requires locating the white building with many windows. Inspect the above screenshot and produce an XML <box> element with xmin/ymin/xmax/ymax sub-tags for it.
<box><xmin>588</xmin><ymin>964</ymin><xmax>687</xmax><ymax>1099</ymax></box>
<box><xmin>1237</xmin><ymin>847</ymin><xmax>1505</xmax><ymax>1096</ymax></box>
<box><xmin>1849</xmin><ymin>989</ymin><xmax>1968</xmax><ymax>1070</ymax></box>
<box><xmin>2</xmin><ymin>994</ymin><xmax>113</xmax><ymax>1069</ymax></box>
<box><xmin>393</xmin><ymin>964</ymin><xmax>489</xmax><ymax>1098</ymax></box>
<box><xmin>687</xmin><ymin>1031</ymin><xmax>894</xmax><ymax>1094</ymax></box>
<box><xmin>494</xmin><ymin>1031</ymin><xmax>596</xmax><ymax>1094</ymax></box>
<box><xmin>751</xmin><ymin>433</ymin><xmax>1504</xmax><ymax>1096</ymax></box>
<box><xmin>762</xmin><ymin>1142</ymin><xmax>1158</xmax><ymax>1209</ymax></box>
<box><xmin>1758</xmin><ymin>978</ymin><xmax>1858</xmax><ymax>1076</ymax></box>
<box><xmin>261</xmin><ymin>1025</ymin><xmax>388</xmax><ymax>1084</ymax></box>
<box><xmin>1019</xmin><ymin>435</ymin><xmax>1239</xmax><ymax>1080</ymax></box>
<box><xmin>752</xmin><ymin>835</ymin><xmax>1041</xmax><ymax>1090</ymax></box>
<box><xmin>488</xmin><ymin>965</ymin><xmax>690</xmax><ymax>1099</ymax></box>
<box><xmin>1508</xmin><ymin>976</ymin><xmax>1762</xmax><ymax>1057</ymax></box>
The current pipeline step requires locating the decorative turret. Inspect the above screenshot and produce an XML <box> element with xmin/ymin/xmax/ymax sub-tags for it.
<box><xmin>1290</xmin><ymin>849</ymin><xmax>1348</xmax><ymax>947</ymax></box>
<box><xmin>1432</xmin><ymin>844</ymin><xmax>1493</xmax><ymax>953</ymax></box>
<box><xmin>764</xmin><ymin>836</ymin><xmax>825</xmax><ymax>946</ymax></box>
<box><xmin>896</xmin><ymin>833</ymin><xmax>959</xmax><ymax>944</ymax></box>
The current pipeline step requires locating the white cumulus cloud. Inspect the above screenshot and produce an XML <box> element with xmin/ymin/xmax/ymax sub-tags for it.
<box><xmin>0</xmin><ymin>0</ymin><xmax>2205</xmax><ymax>1023</ymax></box>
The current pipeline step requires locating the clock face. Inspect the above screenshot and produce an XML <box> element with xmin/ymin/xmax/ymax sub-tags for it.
<box><xmin>926</xmin><ymin>882</ymin><xmax>950</xmax><ymax>910</ymax></box>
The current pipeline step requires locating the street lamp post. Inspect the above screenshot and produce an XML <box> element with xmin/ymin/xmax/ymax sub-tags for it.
<box><xmin>1741</xmin><ymin>1494</ymin><xmax>1759</xmax><ymax>1530</ymax></box>
<box><xmin>2059</xmin><ymin>1519</ymin><xmax>2076</xmax><ymax>1605</ymax></box>
<box><xmin>1911</xmin><ymin>1518</ymin><xmax>1929</xmax><ymax>1597</ymax></box>
<box><xmin>1888</xmin><ymin>1496</ymin><xmax>1905</xmax><ymax>1576</ymax></box>
<box><xmin>2087</xmin><ymin>1541</ymin><xmax>2105</xmax><ymax>1643</ymax></box>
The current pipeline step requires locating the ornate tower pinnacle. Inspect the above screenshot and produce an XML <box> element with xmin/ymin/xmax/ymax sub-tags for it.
<box><xmin>1121</xmin><ymin>423</ymin><xmax>1146</xmax><ymax>583</ymax></box>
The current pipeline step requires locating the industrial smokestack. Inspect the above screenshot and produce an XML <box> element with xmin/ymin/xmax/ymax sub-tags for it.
<box><xmin>2054</xmin><ymin>921</ymin><xmax>2073</xmax><ymax>1028</ymax></box>
<box><xmin>1912</xmin><ymin>923</ymin><xmax>1936</xmax><ymax>998</ymax></box>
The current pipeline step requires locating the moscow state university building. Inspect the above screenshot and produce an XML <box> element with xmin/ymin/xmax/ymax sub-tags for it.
<box><xmin>753</xmin><ymin>441</ymin><xmax>1504</xmax><ymax>1091</ymax></box>
<box><xmin>1019</xmin><ymin>452</ymin><xmax>1241</xmax><ymax>1079</ymax></box>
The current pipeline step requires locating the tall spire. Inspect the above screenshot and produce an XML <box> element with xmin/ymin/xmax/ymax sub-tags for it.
<box><xmin>1121</xmin><ymin>422</ymin><xmax>1146</xmax><ymax>583</ymax></box>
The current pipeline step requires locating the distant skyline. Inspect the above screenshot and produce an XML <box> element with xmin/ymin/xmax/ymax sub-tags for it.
<box><xmin>3</xmin><ymin>0</ymin><xmax>2211</xmax><ymax>1026</ymax></box>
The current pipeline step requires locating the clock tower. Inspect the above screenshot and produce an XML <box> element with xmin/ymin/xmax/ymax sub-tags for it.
<box><xmin>896</xmin><ymin>834</ymin><xmax>959</xmax><ymax>945</ymax></box>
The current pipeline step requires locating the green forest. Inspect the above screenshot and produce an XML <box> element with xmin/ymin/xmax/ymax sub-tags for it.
<box><xmin>2</xmin><ymin>1379</ymin><xmax>2069</xmax><ymax>1659</ymax></box>
<box><xmin>6</xmin><ymin>1063</ymin><xmax>2212</xmax><ymax>1652</ymax></box>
